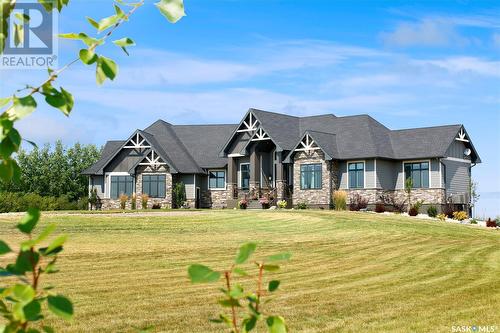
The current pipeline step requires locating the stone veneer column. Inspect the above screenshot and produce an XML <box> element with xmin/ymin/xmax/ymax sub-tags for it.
<box><xmin>227</xmin><ymin>157</ymin><xmax>237</xmax><ymax>199</ymax></box>
<box><xmin>275</xmin><ymin>152</ymin><xmax>286</xmax><ymax>201</ymax></box>
<box><xmin>249</xmin><ymin>146</ymin><xmax>260</xmax><ymax>198</ymax></box>
<box><xmin>292</xmin><ymin>150</ymin><xmax>331</xmax><ymax>208</ymax></box>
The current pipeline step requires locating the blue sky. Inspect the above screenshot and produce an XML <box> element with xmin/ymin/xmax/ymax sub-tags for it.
<box><xmin>1</xmin><ymin>0</ymin><xmax>499</xmax><ymax>212</ymax></box>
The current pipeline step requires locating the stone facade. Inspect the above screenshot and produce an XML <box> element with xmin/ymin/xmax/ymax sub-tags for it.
<box><xmin>292</xmin><ymin>151</ymin><xmax>334</xmax><ymax>208</ymax></box>
<box><xmin>99</xmin><ymin>165</ymin><xmax>173</xmax><ymax>210</ymax></box>
<box><xmin>201</xmin><ymin>189</ymin><xmax>230</xmax><ymax>209</ymax></box>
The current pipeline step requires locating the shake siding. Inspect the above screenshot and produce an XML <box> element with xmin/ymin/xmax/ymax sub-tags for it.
<box><xmin>443</xmin><ymin>160</ymin><xmax>470</xmax><ymax>196</ymax></box>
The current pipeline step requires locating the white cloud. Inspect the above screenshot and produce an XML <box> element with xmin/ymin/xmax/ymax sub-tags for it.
<box><xmin>380</xmin><ymin>19</ymin><xmax>470</xmax><ymax>47</ymax></box>
<box><xmin>414</xmin><ymin>57</ymin><xmax>500</xmax><ymax>77</ymax></box>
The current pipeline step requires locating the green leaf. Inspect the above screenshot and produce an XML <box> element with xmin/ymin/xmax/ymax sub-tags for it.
<box><xmin>0</xmin><ymin>97</ymin><xmax>11</xmax><ymax>108</ymax></box>
<box><xmin>96</xmin><ymin>14</ymin><xmax>119</xmax><ymax>33</ymax></box>
<box><xmin>44</xmin><ymin>86</ymin><xmax>73</xmax><ymax>116</ymax></box>
<box><xmin>266</xmin><ymin>316</ymin><xmax>287</xmax><ymax>333</ymax></box>
<box><xmin>96</xmin><ymin>56</ymin><xmax>118</xmax><ymax>85</ymax></box>
<box><xmin>0</xmin><ymin>159</ymin><xmax>14</xmax><ymax>182</ymax></box>
<box><xmin>12</xmin><ymin>284</ymin><xmax>35</xmax><ymax>304</ymax></box>
<box><xmin>24</xmin><ymin>299</ymin><xmax>42</xmax><ymax>321</ymax></box>
<box><xmin>58</xmin><ymin>33</ymin><xmax>102</xmax><ymax>47</ymax></box>
<box><xmin>14</xmin><ymin>13</ymin><xmax>30</xmax><ymax>23</ymax></box>
<box><xmin>11</xmin><ymin>95</ymin><xmax>37</xmax><ymax>120</ymax></box>
<box><xmin>262</xmin><ymin>264</ymin><xmax>280</xmax><ymax>272</ymax></box>
<box><xmin>188</xmin><ymin>264</ymin><xmax>220</xmax><ymax>283</ymax></box>
<box><xmin>11</xmin><ymin>250</ymin><xmax>39</xmax><ymax>274</ymax></box>
<box><xmin>266</xmin><ymin>253</ymin><xmax>291</xmax><ymax>262</ymax></box>
<box><xmin>114</xmin><ymin>5</ymin><xmax>127</xmax><ymax>19</ymax></box>
<box><xmin>268</xmin><ymin>280</ymin><xmax>280</xmax><ymax>292</ymax></box>
<box><xmin>218</xmin><ymin>298</ymin><xmax>241</xmax><ymax>308</ymax></box>
<box><xmin>155</xmin><ymin>0</ymin><xmax>186</xmax><ymax>23</ymax></box>
<box><xmin>233</xmin><ymin>267</ymin><xmax>248</xmax><ymax>276</ymax></box>
<box><xmin>113</xmin><ymin>37</ymin><xmax>135</xmax><ymax>56</ymax></box>
<box><xmin>229</xmin><ymin>284</ymin><xmax>245</xmax><ymax>299</ymax></box>
<box><xmin>0</xmin><ymin>240</ymin><xmax>11</xmax><ymax>255</ymax></box>
<box><xmin>86</xmin><ymin>17</ymin><xmax>99</xmax><ymax>30</ymax></box>
<box><xmin>13</xmin><ymin>23</ymin><xmax>24</xmax><ymax>47</ymax></box>
<box><xmin>42</xmin><ymin>326</ymin><xmax>55</xmax><ymax>333</ymax></box>
<box><xmin>17</xmin><ymin>208</ymin><xmax>40</xmax><ymax>234</ymax></box>
<box><xmin>235</xmin><ymin>242</ymin><xmax>257</xmax><ymax>264</ymax></box>
<box><xmin>44</xmin><ymin>235</ymin><xmax>67</xmax><ymax>255</ymax></box>
<box><xmin>79</xmin><ymin>49</ymin><xmax>98</xmax><ymax>65</ymax></box>
<box><xmin>21</xmin><ymin>224</ymin><xmax>57</xmax><ymax>251</ymax></box>
<box><xmin>47</xmin><ymin>295</ymin><xmax>73</xmax><ymax>320</ymax></box>
<box><xmin>242</xmin><ymin>315</ymin><xmax>258</xmax><ymax>332</ymax></box>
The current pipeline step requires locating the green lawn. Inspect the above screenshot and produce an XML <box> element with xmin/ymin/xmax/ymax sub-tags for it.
<box><xmin>1</xmin><ymin>210</ymin><xmax>499</xmax><ymax>332</ymax></box>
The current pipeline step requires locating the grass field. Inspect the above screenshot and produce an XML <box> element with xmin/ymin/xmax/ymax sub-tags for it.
<box><xmin>1</xmin><ymin>210</ymin><xmax>499</xmax><ymax>332</ymax></box>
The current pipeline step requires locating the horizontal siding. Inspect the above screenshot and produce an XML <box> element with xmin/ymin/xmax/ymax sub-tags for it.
<box><xmin>179</xmin><ymin>174</ymin><xmax>195</xmax><ymax>199</ymax></box>
<box><xmin>395</xmin><ymin>159</ymin><xmax>441</xmax><ymax>189</ymax></box>
<box><xmin>377</xmin><ymin>159</ymin><xmax>398</xmax><ymax>190</ymax></box>
<box><xmin>446</xmin><ymin>140</ymin><xmax>471</xmax><ymax>160</ymax></box>
<box><xmin>90</xmin><ymin>175</ymin><xmax>105</xmax><ymax>197</ymax></box>
<box><xmin>443</xmin><ymin>160</ymin><xmax>470</xmax><ymax>196</ymax></box>
<box><xmin>338</xmin><ymin>159</ymin><xmax>376</xmax><ymax>189</ymax></box>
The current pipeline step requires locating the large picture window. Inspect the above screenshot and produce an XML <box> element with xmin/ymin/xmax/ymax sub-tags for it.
<box><xmin>348</xmin><ymin>162</ymin><xmax>364</xmax><ymax>189</ymax></box>
<box><xmin>300</xmin><ymin>164</ymin><xmax>322</xmax><ymax>190</ymax></box>
<box><xmin>142</xmin><ymin>174</ymin><xmax>166</xmax><ymax>198</ymax></box>
<box><xmin>209</xmin><ymin>170</ymin><xmax>226</xmax><ymax>189</ymax></box>
<box><xmin>240</xmin><ymin>164</ymin><xmax>250</xmax><ymax>190</ymax></box>
<box><xmin>110</xmin><ymin>175</ymin><xmax>134</xmax><ymax>199</ymax></box>
<box><xmin>404</xmin><ymin>161</ymin><xmax>429</xmax><ymax>188</ymax></box>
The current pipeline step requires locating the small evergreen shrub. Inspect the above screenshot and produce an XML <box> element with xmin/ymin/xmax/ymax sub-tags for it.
<box><xmin>141</xmin><ymin>194</ymin><xmax>149</xmax><ymax>209</ymax></box>
<box><xmin>173</xmin><ymin>182</ymin><xmax>186</xmax><ymax>208</ymax></box>
<box><xmin>119</xmin><ymin>194</ymin><xmax>128</xmax><ymax>210</ymax></box>
<box><xmin>427</xmin><ymin>205</ymin><xmax>437</xmax><ymax>217</ymax></box>
<box><xmin>296</xmin><ymin>202</ymin><xmax>308</xmax><ymax>209</ymax></box>
<box><xmin>452</xmin><ymin>211</ymin><xmax>468</xmax><ymax>221</ymax></box>
<box><xmin>333</xmin><ymin>190</ymin><xmax>347</xmax><ymax>211</ymax></box>
<box><xmin>349</xmin><ymin>193</ymin><xmax>368</xmax><ymax>211</ymax></box>
<box><xmin>375</xmin><ymin>203</ymin><xmax>385</xmax><ymax>213</ymax></box>
<box><xmin>277</xmin><ymin>200</ymin><xmax>287</xmax><ymax>209</ymax></box>
<box><xmin>470</xmin><ymin>219</ymin><xmax>477</xmax><ymax>224</ymax></box>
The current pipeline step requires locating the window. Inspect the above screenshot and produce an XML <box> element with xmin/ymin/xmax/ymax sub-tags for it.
<box><xmin>348</xmin><ymin>162</ymin><xmax>364</xmax><ymax>189</ymax></box>
<box><xmin>209</xmin><ymin>170</ymin><xmax>226</xmax><ymax>189</ymax></box>
<box><xmin>142</xmin><ymin>174</ymin><xmax>166</xmax><ymax>198</ymax></box>
<box><xmin>404</xmin><ymin>162</ymin><xmax>429</xmax><ymax>188</ymax></box>
<box><xmin>110</xmin><ymin>175</ymin><xmax>134</xmax><ymax>199</ymax></box>
<box><xmin>300</xmin><ymin>164</ymin><xmax>322</xmax><ymax>190</ymax></box>
<box><xmin>240</xmin><ymin>164</ymin><xmax>250</xmax><ymax>190</ymax></box>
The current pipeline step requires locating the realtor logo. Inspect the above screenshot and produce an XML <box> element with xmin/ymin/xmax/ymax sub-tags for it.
<box><xmin>1</xmin><ymin>1</ymin><xmax>58</xmax><ymax>69</ymax></box>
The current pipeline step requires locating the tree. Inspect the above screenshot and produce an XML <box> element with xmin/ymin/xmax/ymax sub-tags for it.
<box><xmin>0</xmin><ymin>1</ymin><xmax>186</xmax><ymax>331</ymax></box>
<box><xmin>470</xmin><ymin>179</ymin><xmax>480</xmax><ymax>217</ymax></box>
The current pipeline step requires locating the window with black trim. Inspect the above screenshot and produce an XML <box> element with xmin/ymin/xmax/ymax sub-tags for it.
<box><xmin>404</xmin><ymin>162</ymin><xmax>429</xmax><ymax>188</ymax></box>
<box><xmin>142</xmin><ymin>174</ymin><xmax>166</xmax><ymax>198</ymax></box>
<box><xmin>209</xmin><ymin>170</ymin><xmax>226</xmax><ymax>189</ymax></box>
<box><xmin>300</xmin><ymin>164</ymin><xmax>322</xmax><ymax>189</ymax></box>
<box><xmin>348</xmin><ymin>162</ymin><xmax>364</xmax><ymax>189</ymax></box>
<box><xmin>110</xmin><ymin>175</ymin><xmax>134</xmax><ymax>199</ymax></box>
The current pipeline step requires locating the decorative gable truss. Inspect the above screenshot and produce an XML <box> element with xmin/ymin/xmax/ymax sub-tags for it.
<box><xmin>250</xmin><ymin>127</ymin><xmax>270</xmax><ymax>141</ymax></box>
<box><xmin>455</xmin><ymin>128</ymin><xmax>469</xmax><ymax>143</ymax></box>
<box><xmin>139</xmin><ymin>150</ymin><xmax>166</xmax><ymax>167</ymax></box>
<box><xmin>295</xmin><ymin>134</ymin><xmax>320</xmax><ymax>152</ymax></box>
<box><xmin>236</xmin><ymin>112</ymin><xmax>259</xmax><ymax>133</ymax></box>
<box><xmin>124</xmin><ymin>133</ymin><xmax>151</xmax><ymax>149</ymax></box>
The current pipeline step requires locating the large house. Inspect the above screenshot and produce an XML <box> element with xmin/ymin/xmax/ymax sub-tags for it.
<box><xmin>83</xmin><ymin>108</ymin><xmax>480</xmax><ymax>212</ymax></box>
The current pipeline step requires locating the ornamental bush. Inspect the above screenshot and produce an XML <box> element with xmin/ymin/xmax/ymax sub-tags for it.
<box><xmin>277</xmin><ymin>200</ymin><xmax>287</xmax><ymax>209</ymax></box>
<box><xmin>119</xmin><ymin>194</ymin><xmax>128</xmax><ymax>210</ymax></box>
<box><xmin>349</xmin><ymin>193</ymin><xmax>368</xmax><ymax>211</ymax></box>
<box><xmin>238</xmin><ymin>199</ymin><xmax>248</xmax><ymax>209</ymax></box>
<box><xmin>427</xmin><ymin>205</ymin><xmax>437</xmax><ymax>217</ymax></box>
<box><xmin>333</xmin><ymin>190</ymin><xmax>347</xmax><ymax>211</ymax></box>
<box><xmin>452</xmin><ymin>211</ymin><xmax>468</xmax><ymax>221</ymax></box>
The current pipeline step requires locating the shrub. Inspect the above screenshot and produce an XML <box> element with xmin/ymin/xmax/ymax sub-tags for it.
<box><xmin>238</xmin><ymin>199</ymin><xmax>248</xmax><ymax>209</ymax></box>
<box><xmin>296</xmin><ymin>202</ymin><xmax>308</xmax><ymax>210</ymax></box>
<box><xmin>89</xmin><ymin>188</ymin><xmax>98</xmax><ymax>210</ymax></box>
<box><xmin>119</xmin><ymin>194</ymin><xmax>128</xmax><ymax>210</ymax></box>
<box><xmin>379</xmin><ymin>192</ymin><xmax>405</xmax><ymax>213</ymax></box>
<box><xmin>333</xmin><ymin>190</ymin><xmax>347</xmax><ymax>211</ymax></box>
<box><xmin>443</xmin><ymin>203</ymin><xmax>454</xmax><ymax>218</ymax></box>
<box><xmin>427</xmin><ymin>205</ymin><xmax>437</xmax><ymax>218</ymax></box>
<box><xmin>408</xmin><ymin>207</ymin><xmax>418</xmax><ymax>216</ymax></box>
<box><xmin>486</xmin><ymin>218</ymin><xmax>497</xmax><ymax>228</ymax></box>
<box><xmin>131</xmin><ymin>193</ymin><xmax>137</xmax><ymax>210</ymax></box>
<box><xmin>470</xmin><ymin>219</ymin><xmax>477</xmax><ymax>224</ymax></box>
<box><xmin>452</xmin><ymin>211</ymin><xmax>468</xmax><ymax>221</ymax></box>
<box><xmin>277</xmin><ymin>200</ymin><xmax>287</xmax><ymax>209</ymax></box>
<box><xmin>496</xmin><ymin>216</ymin><xmax>500</xmax><ymax>226</ymax></box>
<box><xmin>437</xmin><ymin>213</ymin><xmax>447</xmax><ymax>221</ymax></box>
<box><xmin>173</xmin><ymin>182</ymin><xmax>186</xmax><ymax>208</ymax></box>
<box><xmin>0</xmin><ymin>192</ymin><xmax>83</xmax><ymax>212</ymax></box>
<box><xmin>375</xmin><ymin>203</ymin><xmax>385</xmax><ymax>213</ymax></box>
<box><xmin>141</xmin><ymin>194</ymin><xmax>149</xmax><ymax>209</ymax></box>
<box><xmin>152</xmin><ymin>203</ymin><xmax>161</xmax><ymax>209</ymax></box>
<box><xmin>259</xmin><ymin>197</ymin><xmax>270</xmax><ymax>209</ymax></box>
<box><xmin>349</xmin><ymin>193</ymin><xmax>368</xmax><ymax>211</ymax></box>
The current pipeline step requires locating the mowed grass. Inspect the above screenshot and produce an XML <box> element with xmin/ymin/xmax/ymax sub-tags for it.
<box><xmin>1</xmin><ymin>210</ymin><xmax>499</xmax><ymax>332</ymax></box>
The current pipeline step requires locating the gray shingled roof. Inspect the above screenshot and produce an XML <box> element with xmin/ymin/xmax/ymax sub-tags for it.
<box><xmin>84</xmin><ymin>109</ymin><xmax>479</xmax><ymax>176</ymax></box>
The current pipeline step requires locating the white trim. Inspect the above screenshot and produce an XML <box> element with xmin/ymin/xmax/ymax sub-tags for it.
<box><xmin>442</xmin><ymin>156</ymin><xmax>472</xmax><ymax>164</ymax></box>
<box><xmin>374</xmin><ymin>158</ymin><xmax>378</xmax><ymax>188</ymax></box>
<box><xmin>138</xmin><ymin>150</ymin><xmax>166</xmax><ymax>166</ymax></box>
<box><xmin>228</xmin><ymin>153</ymin><xmax>244</xmax><ymax>157</ymax></box>
<box><xmin>251</xmin><ymin>127</ymin><xmax>271</xmax><ymax>142</ymax></box>
<box><xmin>236</xmin><ymin>112</ymin><xmax>259</xmax><ymax>133</ymax></box>
<box><xmin>439</xmin><ymin>159</ymin><xmax>442</xmax><ymax>188</ymax></box>
<box><xmin>402</xmin><ymin>159</ymin><xmax>432</xmax><ymax>188</ymax></box>
<box><xmin>207</xmin><ymin>169</ymin><xmax>226</xmax><ymax>191</ymax></box>
<box><xmin>104</xmin><ymin>172</ymin><xmax>135</xmax><ymax>199</ymax></box>
<box><xmin>239</xmin><ymin>162</ymin><xmax>250</xmax><ymax>189</ymax></box>
<box><xmin>455</xmin><ymin>128</ymin><xmax>469</xmax><ymax>142</ymax></box>
<box><xmin>347</xmin><ymin>160</ymin><xmax>366</xmax><ymax>189</ymax></box>
<box><xmin>295</xmin><ymin>133</ymin><xmax>320</xmax><ymax>152</ymax></box>
<box><xmin>124</xmin><ymin>133</ymin><xmax>151</xmax><ymax>149</ymax></box>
